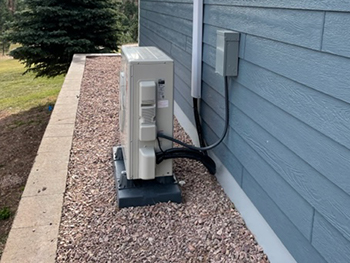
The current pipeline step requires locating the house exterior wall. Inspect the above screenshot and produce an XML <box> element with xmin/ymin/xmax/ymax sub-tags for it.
<box><xmin>139</xmin><ymin>1</ymin><xmax>350</xmax><ymax>262</ymax></box>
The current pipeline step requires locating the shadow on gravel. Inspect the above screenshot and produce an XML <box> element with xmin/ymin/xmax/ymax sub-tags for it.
<box><xmin>0</xmin><ymin>105</ymin><xmax>53</xmax><ymax>257</ymax></box>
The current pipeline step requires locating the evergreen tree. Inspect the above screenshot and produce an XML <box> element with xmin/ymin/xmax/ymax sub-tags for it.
<box><xmin>6</xmin><ymin>0</ymin><xmax>121</xmax><ymax>77</ymax></box>
<box><xmin>118</xmin><ymin>0</ymin><xmax>138</xmax><ymax>44</ymax></box>
<box><xmin>0</xmin><ymin>0</ymin><xmax>12</xmax><ymax>55</ymax></box>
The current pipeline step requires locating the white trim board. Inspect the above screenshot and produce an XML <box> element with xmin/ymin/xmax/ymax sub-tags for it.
<box><xmin>174</xmin><ymin>101</ymin><xmax>296</xmax><ymax>263</ymax></box>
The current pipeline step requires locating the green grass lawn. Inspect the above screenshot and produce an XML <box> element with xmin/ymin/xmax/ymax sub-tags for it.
<box><xmin>0</xmin><ymin>56</ymin><xmax>65</xmax><ymax>257</ymax></box>
<box><xmin>0</xmin><ymin>57</ymin><xmax>64</xmax><ymax>114</ymax></box>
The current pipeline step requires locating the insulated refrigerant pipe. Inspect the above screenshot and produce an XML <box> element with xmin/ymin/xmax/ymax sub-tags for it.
<box><xmin>191</xmin><ymin>0</ymin><xmax>203</xmax><ymax>98</ymax></box>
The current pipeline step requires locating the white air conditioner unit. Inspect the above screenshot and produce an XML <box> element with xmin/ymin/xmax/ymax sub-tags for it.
<box><xmin>113</xmin><ymin>46</ymin><xmax>181</xmax><ymax>207</ymax></box>
<box><xmin>119</xmin><ymin>46</ymin><xmax>174</xmax><ymax>180</ymax></box>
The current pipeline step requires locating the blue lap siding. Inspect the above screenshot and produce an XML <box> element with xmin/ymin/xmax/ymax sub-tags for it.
<box><xmin>139</xmin><ymin>1</ymin><xmax>350</xmax><ymax>262</ymax></box>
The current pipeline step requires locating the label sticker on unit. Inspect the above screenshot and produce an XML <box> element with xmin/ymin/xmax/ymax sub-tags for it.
<box><xmin>158</xmin><ymin>100</ymin><xmax>169</xmax><ymax>108</ymax></box>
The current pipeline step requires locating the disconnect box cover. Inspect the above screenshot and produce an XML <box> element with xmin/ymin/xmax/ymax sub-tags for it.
<box><xmin>215</xmin><ymin>30</ymin><xmax>240</xmax><ymax>76</ymax></box>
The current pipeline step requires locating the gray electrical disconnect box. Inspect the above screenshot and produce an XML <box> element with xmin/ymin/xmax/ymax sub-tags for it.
<box><xmin>215</xmin><ymin>30</ymin><xmax>240</xmax><ymax>76</ymax></box>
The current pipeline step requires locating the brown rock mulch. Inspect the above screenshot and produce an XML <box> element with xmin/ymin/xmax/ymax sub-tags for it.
<box><xmin>56</xmin><ymin>56</ymin><xmax>269</xmax><ymax>263</ymax></box>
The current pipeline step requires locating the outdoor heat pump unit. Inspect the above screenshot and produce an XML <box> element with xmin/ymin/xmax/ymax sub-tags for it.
<box><xmin>113</xmin><ymin>46</ymin><xmax>181</xmax><ymax>208</ymax></box>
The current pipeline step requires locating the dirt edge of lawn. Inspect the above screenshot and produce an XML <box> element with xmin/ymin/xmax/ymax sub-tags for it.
<box><xmin>0</xmin><ymin>105</ymin><xmax>52</xmax><ymax>257</ymax></box>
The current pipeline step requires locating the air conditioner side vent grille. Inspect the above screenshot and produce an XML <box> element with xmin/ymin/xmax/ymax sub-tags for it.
<box><xmin>140</xmin><ymin>106</ymin><xmax>156</xmax><ymax>124</ymax></box>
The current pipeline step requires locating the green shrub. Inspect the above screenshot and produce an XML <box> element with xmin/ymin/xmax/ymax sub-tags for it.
<box><xmin>0</xmin><ymin>207</ymin><xmax>11</xmax><ymax>220</ymax></box>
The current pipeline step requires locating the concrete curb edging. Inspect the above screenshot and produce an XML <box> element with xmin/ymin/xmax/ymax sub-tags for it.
<box><xmin>1</xmin><ymin>53</ymin><xmax>120</xmax><ymax>263</ymax></box>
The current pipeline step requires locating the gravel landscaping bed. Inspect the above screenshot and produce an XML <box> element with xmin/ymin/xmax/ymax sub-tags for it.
<box><xmin>56</xmin><ymin>56</ymin><xmax>269</xmax><ymax>262</ymax></box>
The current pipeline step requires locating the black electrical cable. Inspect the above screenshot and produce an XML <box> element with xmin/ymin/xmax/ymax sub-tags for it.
<box><xmin>157</xmin><ymin>136</ymin><xmax>164</xmax><ymax>153</ymax></box>
<box><xmin>193</xmin><ymin>97</ymin><xmax>207</xmax><ymax>153</ymax></box>
<box><xmin>158</xmin><ymin>76</ymin><xmax>230</xmax><ymax>151</ymax></box>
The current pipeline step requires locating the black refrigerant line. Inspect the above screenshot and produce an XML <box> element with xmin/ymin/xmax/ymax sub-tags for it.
<box><xmin>193</xmin><ymin>97</ymin><xmax>207</xmax><ymax>154</ymax></box>
<box><xmin>156</xmin><ymin>76</ymin><xmax>230</xmax><ymax>175</ymax></box>
<box><xmin>157</xmin><ymin>76</ymin><xmax>230</xmax><ymax>152</ymax></box>
<box><xmin>155</xmin><ymin>148</ymin><xmax>216</xmax><ymax>175</ymax></box>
